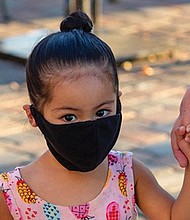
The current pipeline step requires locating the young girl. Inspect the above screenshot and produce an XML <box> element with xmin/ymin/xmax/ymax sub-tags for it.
<box><xmin>1</xmin><ymin>10</ymin><xmax>190</xmax><ymax>220</ymax></box>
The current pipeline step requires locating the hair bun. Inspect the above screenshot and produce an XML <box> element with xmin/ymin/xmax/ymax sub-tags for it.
<box><xmin>60</xmin><ymin>10</ymin><xmax>93</xmax><ymax>32</ymax></box>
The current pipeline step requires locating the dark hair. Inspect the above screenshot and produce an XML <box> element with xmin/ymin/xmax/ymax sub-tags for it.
<box><xmin>26</xmin><ymin>10</ymin><xmax>119</xmax><ymax>112</ymax></box>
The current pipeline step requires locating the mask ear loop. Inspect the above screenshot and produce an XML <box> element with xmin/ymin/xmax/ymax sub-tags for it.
<box><xmin>117</xmin><ymin>98</ymin><xmax>122</xmax><ymax>114</ymax></box>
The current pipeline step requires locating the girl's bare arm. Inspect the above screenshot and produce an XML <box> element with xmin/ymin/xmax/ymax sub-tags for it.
<box><xmin>134</xmin><ymin>158</ymin><xmax>174</xmax><ymax>220</ymax></box>
<box><xmin>0</xmin><ymin>191</ymin><xmax>13</xmax><ymax>220</ymax></box>
<box><xmin>134</xmin><ymin>151</ymin><xmax>190</xmax><ymax>220</ymax></box>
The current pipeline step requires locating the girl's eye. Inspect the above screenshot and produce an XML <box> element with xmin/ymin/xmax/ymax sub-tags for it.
<box><xmin>96</xmin><ymin>109</ymin><xmax>109</xmax><ymax>118</ymax></box>
<box><xmin>62</xmin><ymin>114</ymin><xmax>77</xmax><ymax>122</ymax></box>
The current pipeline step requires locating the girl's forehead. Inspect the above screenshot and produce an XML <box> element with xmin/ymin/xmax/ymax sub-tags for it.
<box><xmin>58</xmin><ymin>65</ymin><xmax>111</xmax><ymax>79</ymax></box>
<box><xmin>44</xmin><ymin>75</ymin><xmax>116</xmax><ymax>111</ymax></box>
<box><xmin>54</xmin><ymin>73</ymin><xmax>113</xmax><ymax>93</ymax></box>
<box><xmin>41</xmin><ymin>65</ymin><xmax>116</xmax><ymax>111</ymax></box>
<box><xmin>52</xmin><ymin>66</ymin><xmax>115</xmax><ymax>88</ymax></box>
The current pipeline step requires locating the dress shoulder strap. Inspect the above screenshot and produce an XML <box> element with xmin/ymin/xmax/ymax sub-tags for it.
<box><xmin>0</xmin><ymin>169</ymin><xmax>23</xmax><ymax>219</ymax></box>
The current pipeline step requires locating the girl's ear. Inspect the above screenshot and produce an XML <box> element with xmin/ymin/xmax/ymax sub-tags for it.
<box><xmin>118</xmin><ymin>91</ymin><xmax>122</xmax><ymax>97</ymax></box>
<box><xmin>23</xmin><ymin>104</ymin><xmax>37</xmax><ymax>127</ymax></box>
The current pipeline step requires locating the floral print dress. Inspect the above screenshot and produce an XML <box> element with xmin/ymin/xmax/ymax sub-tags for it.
<box><xmin>0</xmin><ymin>150</ymin><xmax>137</xmax><ymax>220</ymax></box>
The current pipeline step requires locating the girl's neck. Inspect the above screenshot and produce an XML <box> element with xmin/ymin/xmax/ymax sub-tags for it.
<box><xmin>20</xmin><ymin>150</ymin><xmax>109</xmax><ymax>206</ymax></box>
<box><xmin>36</xmin><ymin>150</ymin><xmax>108</xmax><ymax>179</ymax></box>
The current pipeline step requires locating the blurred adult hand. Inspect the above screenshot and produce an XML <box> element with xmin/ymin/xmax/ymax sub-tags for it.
<box><xmin>171</xmin><ymin>87</ymin><xmax>190</xmax><ymax>167</ymax></box>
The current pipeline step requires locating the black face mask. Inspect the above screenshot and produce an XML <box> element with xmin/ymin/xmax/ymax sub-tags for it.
<box><xmin>30</xmin><ymin>101</ymin><xmax>122</xmax><ymax>172</ymax></box>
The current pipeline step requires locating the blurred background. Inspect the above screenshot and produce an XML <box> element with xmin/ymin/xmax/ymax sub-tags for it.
<box><xmin>1</xmin><ymin>0</ymin><xmax>190</xmax><ymax>219</ymax></box>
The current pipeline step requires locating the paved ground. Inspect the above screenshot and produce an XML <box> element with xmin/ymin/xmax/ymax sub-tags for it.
<box><xmin>1</xmin><ymin>0</ymin><xmax>190</xmax><ymax>61</ymax></box>
<box><xmin>1</xmin><ymin>0</ymin><xmax>190</xmax><ymax>219</ymax></box>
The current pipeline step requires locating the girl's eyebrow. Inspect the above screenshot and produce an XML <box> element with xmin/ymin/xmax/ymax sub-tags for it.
<box><xmin>52</xmin><ymin>107</ymin><xmax>80</xmax><ymax>112</ymax></box>
<box><xmin>95</xmin><ymin>99</ymin><xmax>115</xmax><ymax>109</ymax></box>
<box><xmin>52</xmin><ymin>99</ymin><xmax>115</xmax><ymax>112</ymax></box>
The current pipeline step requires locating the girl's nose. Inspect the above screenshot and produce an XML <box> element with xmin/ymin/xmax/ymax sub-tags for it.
<box><xmin>80</xmin><ymin>114</ymin><xmax>96</xmax><ymax>122</ymax></box>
